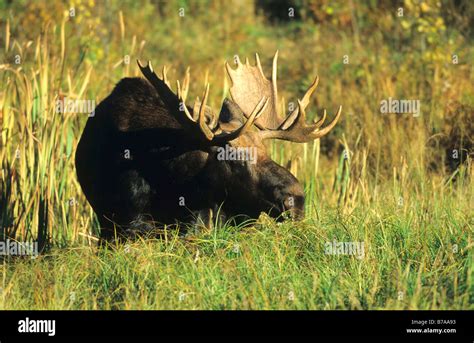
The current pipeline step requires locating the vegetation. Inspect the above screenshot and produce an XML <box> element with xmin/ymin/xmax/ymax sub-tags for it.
<box><xmin>0</xmin><ymin>0</ymin><xmax>472</xmax><ymax>309</ymax></box>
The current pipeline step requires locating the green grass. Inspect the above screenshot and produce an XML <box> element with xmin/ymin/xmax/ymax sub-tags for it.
<box><xmin>1</xmin><ymin>181</ymin><xmax>472</xmax><ymax>310</ymax></box>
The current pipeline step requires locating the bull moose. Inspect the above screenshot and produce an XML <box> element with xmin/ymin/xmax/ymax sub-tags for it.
<box><xmin>75</xmin><ymin>52</ymin><xmax>342</xmax><ymax>242</ymax></box>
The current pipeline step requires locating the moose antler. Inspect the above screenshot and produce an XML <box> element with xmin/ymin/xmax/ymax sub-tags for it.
<box><xmin>259</xmin><ymin>101</ymin><xmax>342</xmax><ymax>142</ymax></box>
<box><xmin>225</xmin><ymin>52</ymin><xmax>282</xmax><ymax>130</ymax></box>
<box><xmin>225</xmin><ymin>52</ymin><xmax>342</xmax><ymax>143</ymax></box>
<box><xmin>137</xmin><ymin>60</ymin><xmax>268</xmax><ymax>144</ymax></box>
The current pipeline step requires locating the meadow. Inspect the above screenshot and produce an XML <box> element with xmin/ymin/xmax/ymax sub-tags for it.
<box><xmin>0</xmin><ymin>0</ymin><xmax>472</xmax><ymax>309</ymax></box>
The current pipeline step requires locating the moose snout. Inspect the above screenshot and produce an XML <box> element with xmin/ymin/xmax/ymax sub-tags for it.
<box><xmin>270</xmin><ymin>192</ymin><xmax>305</xmax><ymax>222</ymax></box>
<box><xmin>281</xmin><ymin>194</ymin><xmax>305</xmax><ymax>220</ymax></box>
<box><xmin>259</xmin><ymin>162</ymin><xmax>306</xmax><ymax>222</ymax></box>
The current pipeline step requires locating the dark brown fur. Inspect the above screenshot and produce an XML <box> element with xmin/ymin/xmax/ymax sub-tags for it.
<box><xmin>75</xmin><ymin>78</ymin><xmax>304</xmax><ymax>241</ymax></box>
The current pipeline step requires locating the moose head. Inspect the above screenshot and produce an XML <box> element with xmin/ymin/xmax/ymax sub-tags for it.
<box><xmin>75</xmin><ymin>52</ymin><xmax>341</xmax><ymax>240</ymax></box>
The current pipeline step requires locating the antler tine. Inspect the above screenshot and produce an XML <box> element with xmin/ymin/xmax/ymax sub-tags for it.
<box><xmin>224</xmin><ymin>61</ymin><xmax>234</xmax><ymax>81</ymax></box>
<box><xmin>192</xmin><ymin>97</ymin><xmax>200</xmax><ymax>121</ymax></box>
<box><xmin>176</xmin><ymin>80</ymin><xmax>181</xmax><ymax>99</ymax></box>
<box><xmin>278</xmin><ymin>75</ymin><xmax>320</xmax><ymax>130</ymax></box>
<box><xmin>271</xmin><ymin>50</ymin><xmax>278</xmax><ymax>102</ymax></box>
<box><xmin>162</xmin><ymin>65</ymin><xmax>170</xmax><ymax>87</ymax></box>
<box><xmin>313</xmin><ymin>109</ymin><xmax>327</xmax><ymax>129</ymax></box>
<box><xmin>235</xmin><ymin>55</ymin><xmax>242</xmax><ymax>66</ymax></box>
<box><xmin>181</xmin><ymin>67</ymin><xmax>190</xmax><ymax>102</ymax></box>
<box><xmin>301</xmin><ymin>75</ymin><xmax>319</xmax><ymax>108</ymax></box>
<box><xmin>179</xmin><ymin>94</ymin><xmax>195</xmax><ymax>123</ymax></box>
<box><xmin>291</xmin><ymin>101</ymin><xmax>330</xmax><ymax>133</ymax></box>
<box><xmin>198</xmin><ymin>84</ymin><xmax>214</xmax><ymax>141</ymax></box>
<box><xmin>254</xmin><ymin>53</ymin><xmax>263</xmax><ymax>78</ymax></box>
<box><xmin>175</xmin><ymin>68</ymin><xmax>190</xmax><ymax>102</ymax></box>
<box><xmin>310</xmin><ymin>105</ymin><xmax>342</xmax><ymax>139</ymax></box>
<box><xmin>288</xmin><ymin>99</ymin><xmax>310</xmax><ymax>133</ymax></box>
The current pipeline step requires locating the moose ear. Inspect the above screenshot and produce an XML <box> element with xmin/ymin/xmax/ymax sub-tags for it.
<box><xmin>218</xmin><ymin>98</ymin><xmax>245</xmax><ymax>124</ymax></box>
<box><xmin>217</xmin><ymin>98</ymin><xmax>247</xmax><ymax>134</ymax></box>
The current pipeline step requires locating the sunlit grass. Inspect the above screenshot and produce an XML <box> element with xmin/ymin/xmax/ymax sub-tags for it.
<box><xmin>1</xmin><ymin>190</ymin><xmax>471</xmax><ymax>310</ymax></box>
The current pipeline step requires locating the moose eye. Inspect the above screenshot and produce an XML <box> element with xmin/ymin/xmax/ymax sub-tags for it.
<box><xmin>284</xmin><ymin>195</ymin><xmax>304</xmax><ymax>209</ymax></box>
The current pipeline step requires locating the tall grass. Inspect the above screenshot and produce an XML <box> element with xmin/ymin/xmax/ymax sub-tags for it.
<box><xmin>0</xmin><ymin>1</ymin><xmax>472</xmax><ymax>309</ymax></box>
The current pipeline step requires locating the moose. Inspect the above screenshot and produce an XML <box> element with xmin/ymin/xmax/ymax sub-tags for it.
<box><xmin>75</xmin><ymin>52</ymin><xmax>342</xmax><ymax>242</ymax></box>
